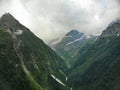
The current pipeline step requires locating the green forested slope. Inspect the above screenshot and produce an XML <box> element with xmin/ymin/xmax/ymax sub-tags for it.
<box><xmin>0</xmin><ymin>13</ymin><xmax>120</xmax><ymax>90</ymax></box>
<box><xmin>67</xmin><ymin>20</ymin><xmax>120</xmax><ymax>90</ymax></box>
<box><xmin>0</xmin><ymin>13</ymin><xmax>69</xmax><ymax>90</ymax></box>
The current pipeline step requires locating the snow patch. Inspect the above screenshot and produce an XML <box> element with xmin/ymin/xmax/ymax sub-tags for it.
<box><xmin>14</xmin><ymin>29</ymin><xmax>23</xmax><ymax>35</ymax></box>
<box><xmin>66</xmin><ymin>37</ymin><xmax>83</xmax><ymax>46</ymax></box>
<box><xmin>66</xmin><ymin>77</ymin><xmax>68</xmax><ymax>81</ymax></box>
<box><xmin>51</xmin><ymin>74</ymin><xmax>66</xmax><ymax>86</ymax></box>
<box><xmin>61</xmin><ymin>56</ymin><xmax>65</xmax><ymax>59</ymax></box>
<box><xmin>94</xmin><ymin>30</ymin><xmax>103</xmax><ymax>36</ymax></box>
<box><xmin>95</xmin><ymin>37</ymin><xmax>98</xmax><ymax>41</ymax></box>
<box><xmin>59</xmin><ymin>69</ymin><xmax>66</xmax><ymax>76</ymax></box>
<box><xmin>66</xmin><ymin>61</ymin><xmax>71</xmax><ymax>68</ymax></box>
<box><xmin>117</xmin><ymin>33</ymin><xmax>120</xmax><ymax>37</ymax></box>
<box><xmin>86</xmin><ymin>35</ymin><xmax>91</xmax><ymax>39</ymax></box>
<box><xmin>5</xmin><ymin>28</ymin><xmax>12</xmax><ymax>35</ymax></box>
<box><xmin>70</xmin><ymin>87</ymin><xmax>73</xmax><ymax>90</ymax></box>
<box><xmin>51</xmin><ymin>47</ymin><xmax>56</xmax><ymax>51</ymax></box>
<box><xmin>84</xmin><ymin>33</ymin><xmax>92</xmax><ymax>39</ymax></box>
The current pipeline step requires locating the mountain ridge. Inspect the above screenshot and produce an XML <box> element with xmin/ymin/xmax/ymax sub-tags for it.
<box><xmin>0</xmin><ymin>13</ymin><xmax>69</xmax><ymax>90</ymax></box>
<box><xmin>101</xmin><ymin>19</ymin><xmax>120</xmax><ymax>37</ymax></box>
<box><xmin>67</xmin><ymin>18</ymin><xmax>120</xmax><ymax>90</ymax></box>
<box><xmin>49</xmin><ymin>29</ymin><xmax>96</xmax><ymax>68</ymax></box>
<box><xmin>0</xmin><ymin>12</ymin><xmax>120</xmax><ymax>90</ymax></box>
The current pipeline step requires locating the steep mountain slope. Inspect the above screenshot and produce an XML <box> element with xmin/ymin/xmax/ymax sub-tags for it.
<box><xmin>101</xmin><ymin>18</ymin><xmax>120</xmax><ymax>37</ymax></box>
<box><xmin>67</xmin><ymin>19</ymin><xmax>120</xmax><ymax>90</ymax></box>
<box><xmin>51</xmin><ymin>30</ymin><xmax>95</xmax><ymax>68</ymax></box>
<box><xmin>0</xmin><ymin>13</ymin><xmax>69</xmax><ymax>90</ymax></box>
<box><xmin>1</xmin><ymin>12</ymin><xmax>120</xmax><ymax>90</ymax></box>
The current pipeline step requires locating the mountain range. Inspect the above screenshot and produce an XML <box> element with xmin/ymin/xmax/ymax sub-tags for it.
<box><xmin>50</xmin><ymin>18</ymin><xmax>120</xmax><ymax>90</ymax></box>
<box><xmin>0</xmin><ymin>13</ymin><xmax>120</xmax><ymax>90</ymax></box>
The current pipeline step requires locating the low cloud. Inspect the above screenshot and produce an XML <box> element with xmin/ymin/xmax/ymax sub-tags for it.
<box><xmin>0</xmin><ymin>0</ymin><xmax>120</xmax><ymax>43</ymax></box>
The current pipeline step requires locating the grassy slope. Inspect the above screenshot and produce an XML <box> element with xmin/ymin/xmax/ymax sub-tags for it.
<box><xmin>0</xmin><ymin>27</ymin><xmax>68</xmax><ymax>90</ymax></box>
<box><xmin>0</xmin><ymin>30</ymin><xmax>33</xmax><ymax>90</ymax></box>
<box><xmin>68</xmin><ymin>35</ymin><xmax>120</xmax><ymax>90</ymax></box>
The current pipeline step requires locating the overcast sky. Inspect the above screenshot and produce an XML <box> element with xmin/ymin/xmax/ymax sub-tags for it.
<box><xmin>0</xmin><ymin>0</ymin><xmax>120</xmax><ymax>43</ymax></box>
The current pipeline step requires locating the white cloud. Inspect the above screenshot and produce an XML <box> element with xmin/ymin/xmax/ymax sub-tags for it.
<box><xmin>0</xmin><ymin>0</ymin><xmax>120</xmax><ymax>43</ymax></box>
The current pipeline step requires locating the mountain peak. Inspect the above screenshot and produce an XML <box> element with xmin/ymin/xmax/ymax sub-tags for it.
<box><xmin>66</xmin><ymin>30</ymin><xmax>80</xmax><ymax>36</ymax></box>
<box><xmin>70</xmin><ymin>29</ymin><xmax>79</xmax><ymax>33</ymax></box>
<box><xmin>66</xmin><ymin>29</ymin><xmax>84</xmax><ymax>37</ymax></box>
<box><xmin>108</xmin><ymin>18</ymin><xmax>120</xmax><ymax>27</ymax></box>
<box><xmin>0</xmin><ymin>12</ymin><xmax>16</xmax><ymax>21</ymax></box>
<box><xmin>101</xmin><ymin>18</ymin><xmax>120</xmax><ymax>37</ymax></box>
<box><xmin>1</xmin><ymin>12</ymin><xmax>13</xmax><ymax>18</ymax></box>
<box><xmin>0</xmin><ymin>13</ymin><xmax>29</xmax><ymax>33</ymax></box>
<box><xmin>0</xmin><ymin>13</ymin><xmax>19</xmax><ymax>28</ymax></box>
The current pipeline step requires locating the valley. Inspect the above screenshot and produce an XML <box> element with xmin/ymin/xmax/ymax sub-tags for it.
<box><xmin>0</xmin><ymin>13</ymin><xmax>120</xmax><ymax>90</ymax></box>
